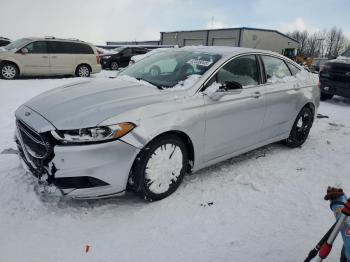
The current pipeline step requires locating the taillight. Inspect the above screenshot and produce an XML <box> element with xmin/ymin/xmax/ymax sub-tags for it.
<box><xmin>96</xmin><ymin>55</ymin><xmax>100</xmax><ymax>64</ymax></box>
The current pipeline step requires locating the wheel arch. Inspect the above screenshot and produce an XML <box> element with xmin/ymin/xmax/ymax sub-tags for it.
<box><xmin>0</xmin><ymin>60</ymin><xmax>21</xmax><ymax>75</ymax></box>
<box><xmin>75</xmin><ymin>63</ymin><xmax>92</xmax><ymax>73</ymax></box>
<box><xmin>143</xmin><ymin>130</ymin><xmax>195</xmax><ymax>173</ymax></box>
<box><xmin>302</xmin><ymin>102</ymin><xmax>316</xmax><ymax>118</ymax></box>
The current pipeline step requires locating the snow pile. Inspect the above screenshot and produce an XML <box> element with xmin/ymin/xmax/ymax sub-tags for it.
<box><xmin>171</xmin><ymin>74</ymin><xmax>202</xmax><ymax>91</ymax></box>
<box><xmin>117</xmin><ymin>75</ymin><xmax>157</xmax><ymax>88</ymax></box>
<box><xmin>268</xmin><ymin>70</ymin><xmax>315</xmax><ymax>85</ymax></box>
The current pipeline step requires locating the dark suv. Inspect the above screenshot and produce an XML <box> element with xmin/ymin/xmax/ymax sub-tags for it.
<box><xmin>319</xmin><ymin>49</ymin><xmax>350</xmax><ymax>100</ymax></box>
<box><xmin>99</xmin><ymin>46</ymin><xmax>148</xmax><ymax>70</ymax></box>
<box><xmin>0</xmin><ymin>37</ymin><xmax>11</xmax><ymax>47</ymax></box>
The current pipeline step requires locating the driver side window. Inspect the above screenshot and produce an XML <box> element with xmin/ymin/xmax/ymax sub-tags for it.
<box><xmin>216</xmin><ymin>55</ymin><xmax>259</xmax><ymax>87</ymax></box>
<box><xmin>24</xmin><ymin>41</ymin><xmax>48</xmax><ymax>54</ymax></box>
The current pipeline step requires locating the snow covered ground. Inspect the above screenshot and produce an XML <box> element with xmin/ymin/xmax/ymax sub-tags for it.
<box><xmin>0</xmin><ymin>71</ymin><xmax>350</xmax><ymax>262</ymax></box>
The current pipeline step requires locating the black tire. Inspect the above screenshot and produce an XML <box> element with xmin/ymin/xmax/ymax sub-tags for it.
<box><xmin>75</xmin><ymin>64</ymin><xmax>91</xmax><ymax>77</ymax></box>
<box><xmin>283</xmin><ymin>107</ymin><xmax>314</xmax><ymax>148</ymax></box>
<box><xmin>110</xmin><ymin>61</ymin><xmax>119</xmax><ymax>71</ymax></box>
<box><xmin>0</xmin><ymin>62</ymin><xmax>19</xmax><ymax>79</ymax></box>
<box><xmin>320</xmin><ymin>92</ymin><xmax>334</xmax><ymax>101</ymax></box>
<box><xmin>131</xmin><ymin>134</ymin><xmax>189</xmax><ymax>201</ymax></box>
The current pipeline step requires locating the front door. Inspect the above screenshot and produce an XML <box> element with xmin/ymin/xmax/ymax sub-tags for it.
<box><xmin>18</xmin><ymin>41</ymin><xmax>50</xmax><ymax>75</ymax></box>
<box><xmin>203</xmin><ymin>54</ymin><xmax>266</xmax><ymax>161</ymax></box>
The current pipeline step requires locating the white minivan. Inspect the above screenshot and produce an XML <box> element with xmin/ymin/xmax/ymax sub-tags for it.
<box><xmin>0</xmin><ymin>37</ymin><xmax>101</xmax><ymax>79</ymax></box>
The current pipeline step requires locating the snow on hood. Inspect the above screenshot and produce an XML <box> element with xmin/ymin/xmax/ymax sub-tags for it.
<box><xmin>24</xmin><ymin>78</ymin><xmax>167</xmax><ymax>130</ymax></box>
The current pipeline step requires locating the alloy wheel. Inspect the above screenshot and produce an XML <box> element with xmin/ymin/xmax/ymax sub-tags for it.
<box><xmin>78</xmin><ymin>66</ymin><xmax>90</xmax><ymax>77</ymax></box>
<box><xmin>1</xmin><ymin>65</ymin><xmax>16</xmax><ymax>79</ymax></box>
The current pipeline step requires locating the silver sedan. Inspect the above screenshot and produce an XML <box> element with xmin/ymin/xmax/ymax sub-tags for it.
<box><xmin>15</xmin><ymin>46</ymin><xmax>320</xmax><ymax>201</ymax></box>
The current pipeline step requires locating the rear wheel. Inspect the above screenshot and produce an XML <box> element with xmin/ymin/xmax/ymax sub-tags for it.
<box><xmin>320</xmin><ymin>92</ymin><xmax>334</xmax><ymax>101</ymax></box>
<box><xmin>284</xmin><ymin>107</ymin><xmax>314</xmax><ymax>148</ymax></box>
<box><xmin>76</xmin><ymin>64</ymin><xmax>91</xmax><ymax>77</ymax></box>
<box><xmin>1</xmin><ymin>63</ymin><xmax>18</xmax><ymax>79</ymax></box>
<box><xmin>131</xmin><ymin>135</ymin><xmax>189</xmax><ymax>201</ymax></box>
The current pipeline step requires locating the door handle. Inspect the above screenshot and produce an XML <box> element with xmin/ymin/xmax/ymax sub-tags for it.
<box><xmin>251</xmin><ymin>92</ymin><xmax>261</xmax><ymax>98</ymax></box>
<box><xmin>42</xmin><ymin>56</ymin><xmax>48</xmax><ymax>58</ymax></box>
<box><xmin>51</xmin><ymin>56</ymin><xmax>57</xmax><ymax>59</ymax></box>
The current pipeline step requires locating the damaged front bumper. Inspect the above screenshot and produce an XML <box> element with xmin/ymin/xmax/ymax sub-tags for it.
<box><xmin>15</xmin><ymin>106</ymin><xmax>140</xmax><ymax>199</ymax></box>
<box><xmin>16</xmin><ymin>130</ymin><xmax>140</xmax><ymax>199</ymax></box>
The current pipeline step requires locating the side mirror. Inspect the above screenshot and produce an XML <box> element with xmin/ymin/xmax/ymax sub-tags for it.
<box><xmin>20</xmin><ymin>48</ymin><xmax>28</xmax><ymax>54</ymax></box>
<box><xmin>220</xmin><ymin>81</ymin><xmax>242</xmax><ymax>91</ymax></box>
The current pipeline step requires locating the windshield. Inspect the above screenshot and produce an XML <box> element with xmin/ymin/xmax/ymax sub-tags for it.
<box><xmin>342</xmin><ymin>49</ymin><xmax>350</xmax><ymax>57</ymax></box>
<box><xmin>112</xmin><ymin>47</ymin><xmax>124</xmax><ymax>53</ymax></box>
<box><xmin>5</xmin><ymin>38</ymin><xmax>31</xmax><ymax>51</ymax></box>
<box><xmin>118</xmin><ymin>50</ymin><xmax>221</xmax><ymax>88</ymax></box>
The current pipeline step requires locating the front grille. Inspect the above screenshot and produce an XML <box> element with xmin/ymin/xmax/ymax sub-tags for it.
<box><xmin>16</xmin><ymin>120</ymin><xmax>53</xmax><ymax>161</ymax></box>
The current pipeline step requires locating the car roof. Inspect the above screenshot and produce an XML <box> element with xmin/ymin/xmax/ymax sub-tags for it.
<box><xmin>23</xmin><ymin>37</ymin><xmax>93</xmax><ymax>45</ymax></box>
<box><xmin>179</xmin><ymin>46</ymin><xmax>284</xmax><ymax>58</ymax></box>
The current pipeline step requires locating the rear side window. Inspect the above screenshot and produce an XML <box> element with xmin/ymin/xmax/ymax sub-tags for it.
<box><xmin>48</xmin><ymin>41</ymin><xmax>74</xmax><ymax>54</ymax></box>
<box><xmin>24</xmin><ymin>41</ymin><xmax>48</xmax><ymax>54</ymax></box>
<box><xmin>287</xmin><ymin>62</ymin><xmax>301</xmax><ymax>75</ymax></box>
<box><xmin>73</xmin><ymin>43</ymin><xmax>94</xmax><ymax>54</ymax></box>
<box><xmin>133</xmin><ymin>48</ymin><xmax>147</xmax><ymax>54</ymax></box>
<box><xmin>216</xmin><ymin>55</ymin><xmax>259</xmax><ymax>87</ymax></box>
<box><xmin>48</xmin><ymin>41</ymin><xmax>93</xmax><ymax>54</ymax></box>
<box><xmin>261</xmin><ymin>55</ymin><xmax>291</xmax><ymax>80</ymax></box>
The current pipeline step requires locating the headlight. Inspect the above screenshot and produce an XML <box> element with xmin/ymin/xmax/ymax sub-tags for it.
<box><xmin>102</xmin><ymin>55</ymin><xmax>111</xmax><ymax>60</ymax></box>
<box><xmin>51</xmin><ymin>123</ymin><xmax>135</xmax><ymax>144</ymax></box>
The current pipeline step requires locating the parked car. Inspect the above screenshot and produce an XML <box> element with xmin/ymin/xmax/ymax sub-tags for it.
<box><xmin>0</xmin><ymin>37</ymin><xmax>11</xmax><ymax>47</ymax></box>
<box><xmin>15</xmin><ymin>46</ymin><xmax>319</xmax><ymax>201</ymax></box>
<box><xmin>99</xmin><ymin>46</ymin><xmax>148</xmax><ymax>70</ymax></box>
<box><xmin>0</xmin><ymin>37</ymin><xmax>101</xmax><ymax>79</ymax></box>
<box><xmin>310</xmin><ymin>58</ymin><xmax>329</xmax><ymax>73</ymax></box>
<box><xmin>319</xmin><ymin>49</ymin><xmax>350</xmax><ymax>100</ymax></box>
<box><xmin>129</xmin><ymin>47</ymin><xmax>174</xmax><ymax>65</ymax></box>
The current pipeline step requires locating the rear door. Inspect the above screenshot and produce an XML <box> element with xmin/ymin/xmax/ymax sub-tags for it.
<box><xmin>118</xmin><ymin>48</ymin><xmax>133</xmax><ymax>67</ymax></box>
<box><xmin>259</xmin><ymin>55</ymin><xmax>300</xmax><ymax>140</ymax></box>
<box><xmin>18</xmin><ymin>41</ymin><xmax>50</xmax><ymax>75</ymax></box>
<box><xmin>203</xmin><ymin>54</ymin><xmax>267</xmax><ymax>161</ymax></box>
<box><xmin>48</xmin><ymin>41</ymin><xmax>76</xmax><ymax>74</ymax></box>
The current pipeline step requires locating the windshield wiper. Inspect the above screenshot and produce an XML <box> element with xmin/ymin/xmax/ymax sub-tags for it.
<box><xmin>136</xmin><ymin>77</ymin><xmax>163</xmax><ymax>90</ymax></box>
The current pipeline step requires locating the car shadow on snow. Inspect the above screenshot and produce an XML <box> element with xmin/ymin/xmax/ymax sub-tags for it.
<box><xmin>324</xmin><ymin>96</ymin><xmax>350</xmax><ymax>106</ymax></box>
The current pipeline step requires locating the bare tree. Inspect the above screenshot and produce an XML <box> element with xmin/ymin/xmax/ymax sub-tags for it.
<box><xmin>287</xmin><ymin>27</ymin><xmax>349</xmax><ymax>58</ymax></box>
<box><xmin>287</xmin><ymin>30</ymin><xmax>308</xmax><ymax>56</ymax></box>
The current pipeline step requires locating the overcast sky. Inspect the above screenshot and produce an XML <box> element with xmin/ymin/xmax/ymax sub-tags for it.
<box><xmin>0</xmin><ymin>0</ymin><xmax>349</xmax><ymax>45</ymax></box>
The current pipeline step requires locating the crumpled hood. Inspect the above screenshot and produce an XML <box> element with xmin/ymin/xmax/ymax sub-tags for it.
<box><xmin>25</xmin><ymin>78</ymin><xmax>167</xmax><ymax>130</ymax></box>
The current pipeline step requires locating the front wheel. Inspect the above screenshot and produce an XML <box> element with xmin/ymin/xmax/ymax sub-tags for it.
<box><xmin>76</xmin><ymin>64</ymin><xmax>91</xmax><ymax>77</ymax></box>
<box><xmin>284</xmin><ymin>107</ymin><xmax>314</xmax><ymax>148</ymax></box>
<box><xmin>1</xmin><ymin>63</ymin><xmax>19</xmax><ymax>79</ymax></box>
<box><xmin>131</xmin><ymin>135</ymin><xmax>189</xmax><ymax>201</ymax></box>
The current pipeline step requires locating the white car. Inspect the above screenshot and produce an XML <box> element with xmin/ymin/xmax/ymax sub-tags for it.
<box><xmin>15</xmin><ymin>46</ymin><xmax>319</xmax><ymax>201</ymax></box>
<box><xmin>0</xmin><ymin>37</ymin><xmax>101</xmax><ymax>79</ymax></box>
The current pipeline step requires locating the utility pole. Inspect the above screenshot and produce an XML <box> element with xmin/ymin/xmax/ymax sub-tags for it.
<box><xmin>316</xmin><ymin>38</ymin><xmax>325</xmax><ymax>57</ymax></box>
